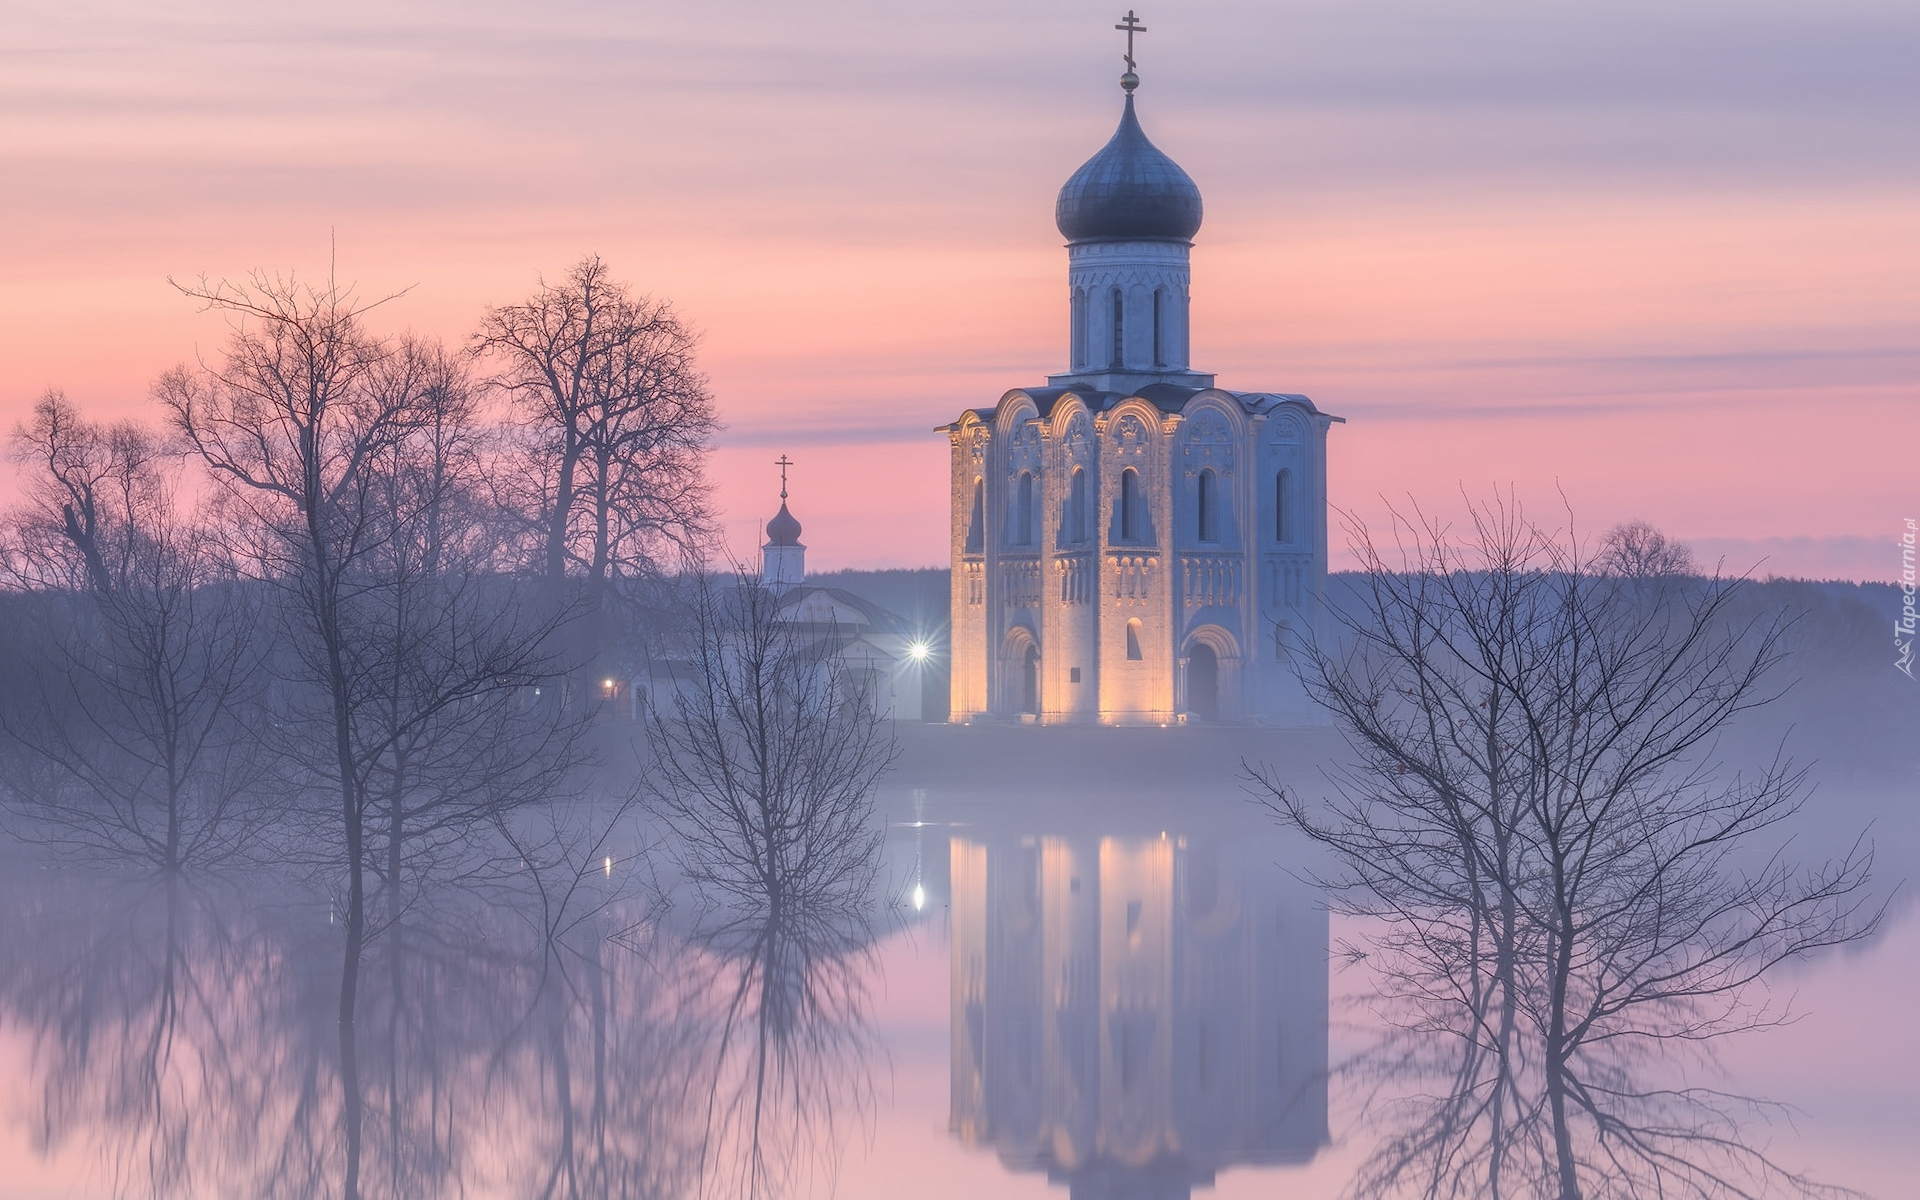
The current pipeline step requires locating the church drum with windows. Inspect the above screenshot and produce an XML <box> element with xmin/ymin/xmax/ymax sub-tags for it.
<box><xmin>942</xmin><ymin>69</ymin><xmax>1339</xmax><ymax>725</ymax></box>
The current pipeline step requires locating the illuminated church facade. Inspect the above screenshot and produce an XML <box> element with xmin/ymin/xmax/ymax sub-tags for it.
<box><xmin>943</xmin><ymin>69</ymin><xmax>1339</xmax><ymax>725</ymax></box>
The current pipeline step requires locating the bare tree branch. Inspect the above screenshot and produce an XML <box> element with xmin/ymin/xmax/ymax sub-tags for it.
<box><xmin>1251</xmin><ymin>492</ymin><xmax>1879</xmax><ymax>1200</ymax></box>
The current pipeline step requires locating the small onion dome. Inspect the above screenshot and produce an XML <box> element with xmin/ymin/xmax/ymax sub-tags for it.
<box><xmin>1055</xmin><ymin>94</ymin><xmax>1203</xmax><ymax>244</ymax></box>
<box><xmin>765</xmin><ymin>501</ymin><xmax>802</xmax><ymax>546</ymax></box>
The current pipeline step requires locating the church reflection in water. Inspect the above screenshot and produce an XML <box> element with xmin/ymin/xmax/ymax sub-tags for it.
<box><xmin>949</xmin><ymin>834</ymin><xmax>1329</xmax><ymax>1198</ymax></box>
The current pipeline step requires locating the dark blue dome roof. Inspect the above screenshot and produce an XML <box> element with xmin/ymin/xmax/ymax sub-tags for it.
<box><xmin>1055</xmin><ymin>95</ymin><xmax>1203</xmax><ymax>244</ymax></box>
<box><xmin>766</xmin><ymin>501</ymin><xmax>802</xmax><ymax>546</ymax></box>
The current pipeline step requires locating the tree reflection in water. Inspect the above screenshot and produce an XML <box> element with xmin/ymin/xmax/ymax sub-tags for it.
<box><xmin>2</xmin><ymin>577</ymin><xmax>901</xmax><ymax>1200</ymax></box>
<box><xmin>0</xmin><ymin>864</ymin><xmax>340</xmax><ymax>1197</ymax></box>
<box><xmin>645</xmin><ymin>575</ymin><xmax>897</xmax><ymax>1200</ymax></box>
<box><xmin>0</xmin><ymin>801</ymin><xmax>884</xmax><ymax>1200</ymax></box>
<box><xmin>671</xmin><ymin>871</ymin><xmax>883</xmax><ymax>1200</ymax></box>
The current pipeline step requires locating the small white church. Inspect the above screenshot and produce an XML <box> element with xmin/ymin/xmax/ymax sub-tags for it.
<box><xmin>942</xmin><ymin>60</ymin><xmax>1339</xmax><ymax>725</ymax></box>
<box><xmin>755</xmin><ymin>484</ymin><xmax>933</xmax><ymax>722</ymax></box>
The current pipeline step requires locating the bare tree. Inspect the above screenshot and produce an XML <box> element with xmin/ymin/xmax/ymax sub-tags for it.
<box><xmin>160</xmin><ymin>271</ymin><xmax>418</xmax><ymax>1200</ymax></box>
<box><xmin>162</xmin><ymin>272</ymin><xmax>585</xmax><ymax>1200</ymax></box>
<box><xmin>1595</xmin><ymin>518</ymin><xmax>1696</xmax><ymax>580</ymax></box>
<box><xmin>647</xmin><ymin>572</ymin><xmax>894</xmax><ymax>1199</ymax></box>
<box><xmin>0</xmin><ymin>393</ymin><xmax>269</xmax><ymax>872</ymax></box>
<box><xmin>1252</xmin><ymin>494</ymin><xmax>1877</xmax><ymax>1200</ymax></box>
<box><xmin>474</xmin><ymin>256</ymin><xmax>718</xmax><ymax>680</ymax></box>
<box><xmin>3</xmin><ymin>389</ymin><xmax>164</xmax><ymax>594</ymax></box>
<box><xmin>346</xmin><ymin>344</ymin><xmax>590</xmax><ymax>923</ymax></box>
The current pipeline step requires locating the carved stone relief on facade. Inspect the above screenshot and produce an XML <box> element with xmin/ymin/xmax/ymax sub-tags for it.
<box><xmin>1112</xmin><ymin>413</ymin><xmax>1151</xmax><ymax>457</ymax></box>
<box><xmin>1064</xmin><ymin>411</ymin><xmax>1092</xmax><ymax>458</ymax></box>
<box><xmin>968</xmin><ymin>425</ymin><xmax>990</xmax><ymax>461</ymax></box>
<box><xmin>1181</xmin><ymin>408</ymin><xmax>1234</xmax><ymax>475</ymax></box>
<box><xmin>1267</xmin><ymin>411</ymin><xmax>1304</xmax><ymax>444</ymax></box>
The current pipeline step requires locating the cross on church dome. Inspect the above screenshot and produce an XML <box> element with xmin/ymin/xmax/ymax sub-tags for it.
<box><xmin>766</xmin><ymin>454</ymin><xmax>803</xmax><ymax>546</ymax></box>
<box><xmin>943</xmin><ymin>15</ymin><xmax>1336</xmax><ymax>727</ymax></box>
<box><xmin>761</xmin><ymin>454</ymin><xmax>806</xmax><ymax>590</ymax></box>
<box><xmin>1115</xmin><ymin>9</ymin><xmax>1146</xmax><ymax>91</ymax></box>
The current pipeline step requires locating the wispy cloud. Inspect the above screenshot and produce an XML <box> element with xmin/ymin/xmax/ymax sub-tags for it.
<box><xmin>2</xmin><ymin>0</ymin><xmax>1915</xmax><ymax>574</ymax></box>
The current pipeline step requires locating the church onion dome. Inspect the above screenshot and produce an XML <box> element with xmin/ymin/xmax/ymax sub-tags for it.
<box><xmin>765</xmin><ymin>501</ymin><xmax>802</xmax><ymax>546</ymax></box>
<box><xmin>1055</xmin><ymin>94</ymin><xmax>1203</xmax><ymax>244</ymax></box>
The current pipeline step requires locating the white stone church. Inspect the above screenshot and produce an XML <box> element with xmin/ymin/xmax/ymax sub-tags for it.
<box><xmin>942</xmin><ymin>71</ymin><xmax>1339</xmax><ymax>725</ymax></box>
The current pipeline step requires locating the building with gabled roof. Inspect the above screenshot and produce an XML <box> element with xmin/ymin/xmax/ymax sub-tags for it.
<box><xmin>758</xmin><ymin>486</ymin><xmax>934</xmax><ymax>721</ymax></box>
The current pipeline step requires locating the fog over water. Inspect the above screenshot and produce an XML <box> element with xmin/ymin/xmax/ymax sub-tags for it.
<box><xmin>2</xmin><ymin>696</ymin><xmax>1914</xmax><ymax>1199</ymax></box>
<box><xmin>3</xmin><ymin>3</ymin><xmax>1917</xmax><ymax>1192</ymax></box>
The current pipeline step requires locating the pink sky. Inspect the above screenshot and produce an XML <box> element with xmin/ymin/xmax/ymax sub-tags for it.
<box><xmin>3</xmin><ymin>0</ymin><xmax>1916</xmax><ymax>579</ymax></box>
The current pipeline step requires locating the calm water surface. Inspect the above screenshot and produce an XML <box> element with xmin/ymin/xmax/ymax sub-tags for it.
<box><xmin>2</xmin><ymin>746</ymin><xmax>1915</xmax><ymax>1199</ymax></box>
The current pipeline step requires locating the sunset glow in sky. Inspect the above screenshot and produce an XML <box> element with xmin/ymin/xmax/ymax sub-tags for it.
<box><xmin>4</xmin><ymin>0</ymin><xmax>1916</xmax><ymax>578</ymax></box>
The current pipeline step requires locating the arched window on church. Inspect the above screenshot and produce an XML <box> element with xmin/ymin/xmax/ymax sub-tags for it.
<box><xmin>965</xmin><ymin>477</ymin><xmax>984</xmax><ymax>553</ymax></box>
<box><xmin>1197</xmin><ymin>467</ymin><xmax>1218</xmax><ymax>543</ymax></box>
<box><xmin>1016</xmin><ymin>472</ymin><xmax>1035</xmax><ymax>546</ymax></box>
<box><xmin>1275</xmin><ymin>620</ymin><xmax>1293</xmax><ymax>661</ymax></box>
<box><xmin>1069</xmin><ymin>467</ymin><xmax>1088</xmax><ymax>544</ymax></box>
<box><xmin>1126</xmin><ymin>617</ymin><xmax>1144</xmax><ymax>661</ymax></box>
<box><xmin>1274</xmin><ymin>469</ymin><xmax>1292</xmax><ymax>543</ymax></box>
<box><xmin>1120</xmin><ymin>468</ymin><xmax>1141</xmax><ymax>542</ymax></box>
<box><xmin>1153</xmin><ymin>288</ymin><xmax>1164</xmax><ymax>367</ymax></box>
<box><xmin>1071</xmin><ymin>288</ymin><xmax>1087</xmax><ymax>369</ymax></box>
<box><xmin>1111</xmin><ymin>286</ymin><xmax>1125</xmax><ymax>367</ymax></box>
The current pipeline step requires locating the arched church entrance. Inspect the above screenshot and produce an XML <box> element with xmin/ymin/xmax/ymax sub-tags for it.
<box><xmin>1186</xmin><ymin>642</ymin><xmax>1219</xmax><ymax>721</ymax></box>
<box><xmin>1182</xmin><ymin>626</ymin><xmax>1239</xmax><ymax>722</ymax></box>
<box><xmin>1001</xmin><ymin>627</ymin><xmax>1040</xmax><ymax>719</ymax></box>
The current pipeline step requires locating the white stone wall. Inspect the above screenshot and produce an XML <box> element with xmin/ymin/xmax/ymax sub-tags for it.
<box><xmin>1042</xmin><ymin>402</ymin><xmax>1101</xmax><ymax>720</ymax></box>
<box><xmin>950</xmin><ymin>421</ymin><xmax>990</xmax><ymax>719</ymax></box>
<box><xmin>1097</xmin><ymin>401</ymin><xmax>1176</xmax><ymax>722</ymax></box>
<box><xmin>1171</xmin><ymin>399</ymin><xmax>1249</xmax><ymax>721</ymax></box>
<box><xmin>760</xmin><ymin>542</ymin><xmax>804</xmax><ymax>591</ymax></box>
<box><xmin>1065</xmin><ymin>241</ymin><xmax>1193</xmax><ymax>373</ymax></box>
<box><xmin>948</xmin><ymin>386</ymin><xmax>1334</xmax><ymax>725</ymax></box>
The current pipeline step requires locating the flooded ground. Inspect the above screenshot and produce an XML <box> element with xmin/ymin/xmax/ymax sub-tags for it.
<box><xmin>1</xmin><ymin>723</ymin><xmax>1915</xmax><ymax>1199</ymax></box>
